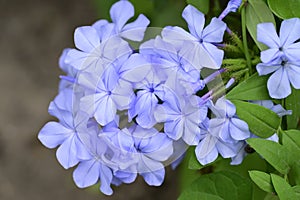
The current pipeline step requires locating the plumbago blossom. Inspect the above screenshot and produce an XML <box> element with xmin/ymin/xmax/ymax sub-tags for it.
<box><xmin>256</xmin><ymin>18</ymin><xmax>300</xmax><ymax>99</ymax></box>
<box><xmin>38</xmin><ymin>0</ymin><xmax>292</xmax><ymax>196</ymax></box>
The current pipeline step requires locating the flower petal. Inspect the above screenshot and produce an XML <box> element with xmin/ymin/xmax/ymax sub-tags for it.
<box><xmin>110</xmin><ymin>0</ymin><xmax>134</xmax><ymax>30</ymax></box>
<box><xmin>285</xmin><ymin>42</ymin><xmax>300</xmax><ymax>62</ymax></box>
<box><xmin>99</xmin><ymin>164</ymin><xmax>113</xmax><ymax>195</ymax></box>
<box><xmin>280</xmin><ymin>18</ymin><xmax>300</xmax><ymax>46</ymax></box>
<box><xmin>195</xmin><ymin>135</ymin><xmax>218</xmax><ymax>165</ymax></box>
<box><xmin>139</xmin><ymin>156</ymin><xmax>165</xmax><ymax>186</ymax></box>
<box><xmin>73</xmin><ymin>160</ymin><xmax>100</xmax><ymax>188</ymax></box>
<box><xmin>56</xmin><ymin>135</ymin><xmax>79</xmax><ymax>169</ymax></box>
<box><xmin>182</xmin><ymin>5</ymin><xmax>205</xmax><ymax>39</ymax></box>
<box><xmin>38</xmin><ymin>122</ymin><xmax>72</xmax><ymax>148</ymax></box>
<box><xmin>121</xmin><ymin>14</ymin><xmax>150</xmax><ymax>41</ymax></box>
<box><xmin>260</xmin><ymin>48</ymin><xmax>282</xmax><ymax>64</ymax></box>
<box><xmin>229</xmin><ymin>118</ymin><xmax>251</xmax><ymax>141</ymax></box>
<box><xmin>267</xmin><ymin>67</ymin><xmax>291</xmax><ymax>99</ymax></box>
<box><xmin>287</xmin><ymin>63</ymin><xmax>300</xmax><ymax>89</ymax></box>
<box><xmin>256</xmin><ymin>63</ymin><xmax>281</xmax><ymax>75</ymax></box>
<box><xmin>202</xmin><ymin>17</ymin><xmax>226</xmax><ymax>43</ymax></box>
<box><xmin>257</xmin><ymin>23</ymin><xmax>280</xmax><ymax>48</ymax></box>
<box><xmin>74</xmin><ymin>26</ymin><xmax>100</xmax><ymax>52</ymax></box>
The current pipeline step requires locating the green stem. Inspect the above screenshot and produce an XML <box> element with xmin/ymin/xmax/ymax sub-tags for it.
<box><xmin>241</xmin><ymin>5</ymin><xmax>252</xmax><ymax>74</ymax></box>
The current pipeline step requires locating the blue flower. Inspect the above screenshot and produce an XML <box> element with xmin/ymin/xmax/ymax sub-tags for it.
<box><xmin>140</xmin><ymin>36</ymin><xmax>201</xmax><ymax>83</ymax></box>
<box><xmin>100</xmin><ymin>123</ymin><xmax>174</xmax><ymax>186</ymax></box>
<box><xmin>257</xmin><ymin>59</ymin><xmax>300</xmax><ymax>99</ymax></box>
<box><xmin>38</xmin><ymin>89</ymin><xmax>90</xmax><ymax>169</ymax></box>
<box><xmin>208</xmin><ymin>97</ymin><xmax>251</xmax><ymax>143</ymax></box>
<box><xmin>129</xmin><ymin>125</ymin><xmax>173</xmax><ymax>186</ymax></box>
<box><xmin>65</xmin><ymin>27</ymin><xmax>132</xmax><ymax>71</ymax></box>
<box><xmin>257</xmin><ymin>18</ymin><xmax>300</xmax><ymax>63</ymax></box>
<box><xmin>162</xmin><ymin>5</ymin><xmax>226</xmax><ymax>69</ymax></box>
<box><xmin>128</xmin><ymin>69</ymin><xmax>166</xmax><ymax>128</ymax></box>
<box><xmin>256</xmin><ymin>18</ymin><xmax>300</xmax><ymax>99</ymax></box>
<box><xmin>79</xmin><ymin>67</ymin><xmax>134</xmax><ymax>126</ymax></box>
<box><xmin>107</xmin><ymin>0</ymin><xmax>150</xmax><ymax>41</ymax></box>
<box><xmin>72</xmin><ymin>122</ymin><xmax>115</xmax><ymax>195</ymax></box>
<box><xmin>195</xmin><ymin>118</ymin><xmax>244</xmax><ymax>165</ymax></box>
<box><xmin>154</xmin><ymin>92</ymin><xmax>208</xmax><ymax>145</ymax></box>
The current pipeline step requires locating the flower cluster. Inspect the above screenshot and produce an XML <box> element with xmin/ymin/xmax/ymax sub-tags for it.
<box><xmin>256</xmin><ymin>18</ymin><xmax>300</xmax><ymax>99</ymax></box>
<box><xmin>38</xmin><ymin>0</ymin><xmax>291</xmax><ymax>196</ymax></box>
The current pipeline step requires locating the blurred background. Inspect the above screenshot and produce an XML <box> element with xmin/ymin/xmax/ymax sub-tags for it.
<box><xmin>0</xmin><ymin>0</ymin><xmax>231</xmax><ymax>199</ymax></box>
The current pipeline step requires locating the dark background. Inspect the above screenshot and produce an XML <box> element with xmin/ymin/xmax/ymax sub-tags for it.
<box><xmin>0</xmin><ymin>0</ymin><xmax>179</xmax><ymax>199</ymax></box>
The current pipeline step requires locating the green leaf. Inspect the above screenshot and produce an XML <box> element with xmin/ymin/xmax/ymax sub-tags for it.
<box><xmin>178</xmin><ymin>192</ymin><xmax>223</xmax><ymax>200</ymax></box>
<box><xmin>188</xmin><ymin>149</ymin><xmax>203</xmax><ymax>170</ymax></box>
<box><xmin>245</xmin><ymin>0</ymin><xmax>276</xmax><ymax>50</ymax></box>
<box><xmin>271</xmin><ymin>174</ymin><xmax>298</xmax><ymax>200</ymax></box>
<box><xmin>231</xmin><ymin>100</ymin><xmax>280</xmax><ymax>138</ymax></box>
<box><xmin>267</xmin><ymin>0</ymin><xmax>300</xmax><ymax>19</ymax></box>
<box><xmin>186</xmin><ymin>0</ymin><xmax>210</xmax><ymax>14</ymax></box>
<box><xmin>247</xmin><ymin>138</ymin><xmax>290</xmax><ymax>174</ymax></box>
<box><xmin>178</xmin><ymin>171</ymin><xmax>253</xmax><ymax>200</ymax></box>
<box><xmin>289</xmin><ymin>162</ymin><xmax>300</xmax><ymax>185</ymax></box>
<box><xmin>226</xmin><ymin>73</ymin><xmax>270</xmax><ymax>100</ymax></box>
<box><xmin>292</xmin><ymin>185</ymin><xmax>300</xmax><ymax>199</ymax></box>
<box><xmin>249</xmin><ymin>170</ymin><xmax>274</xmax><ymax>193</ymax></box>
<box><xmin>264</xmin><ymin>193</ymin><xmax>279</xmax><ymax>200</ymax></box>
<box><xmin>285</xmin><ymin>87</ymin><xmax>300</xmax><ymax>129</ymax></box>
<box><xmin>283</xmin><ymin>129</ymin><xmax>300</xmax><ymax>159</ymax></box>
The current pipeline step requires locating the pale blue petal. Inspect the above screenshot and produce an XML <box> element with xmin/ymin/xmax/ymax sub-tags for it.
<box><xmin>182</xmin><ymin>119</ymin><xmax>201</xmax><ymax>145</ymax></box>
<box><xmin>182</xmin><ymin>5</ymin><xmax>205</xmax><ymax>39</ymax></box>
<box><xmin>285</xmin><ymin>42</ymin><xmax>300</xmax><ymax>62</ymax></box>
<box><xmin>260</xmin><ymin>48</ymin><xmax>282</xmax><ymax>64</ymax></box>
<box><xmin>53</xmin><ymin>88</ymin><xmax>74</xmax><ymax>112</ymax></box>
<box><xmin>257</xmin><ymin>23</ymin><xmax>280</xmax><ymax>48</ymax></box>
<box><xmin>139</xmin><ymin>156</ymin><xmax>165</xmax><ymax>186</ymax></box>
<box><xmin>65</xmin><ymin>49</ymin><xmax>91</xmax><ymax>70</ymax></box>
<box><xmin>73</xmin><ymin>160</ymin><xmax>100</xmax><ymax>188</ymax></box>
<box><xmin>267</xmin><ymin>67</ymin><xmax>291</xmax><ymax>99</ymax></box>
<box><xmin>201</xmin><ymin>42</ymin><xmax>224</xmax><ymax>69</ymax></box>
<box><xmin>287</xmin><ymin>64</ymin><xmax>300</xmax><ymax>89</ymax></box>
<box><xmin>102</xmin><ymin>66</ymin><xmax>119</xmax><ymax>92</ymax></box>
<box><xmin>195</xmin><ymin>135</ymin><xmax>218</xmax><ymax>165</ymax></box>
<box><xmin>121</xmin><ymin>14</ymin><xmax>150</xmax><ymax>41</ymax></box>
<box><xmin>79</xmin><ymin>93</ymin><xmax>107</xmax><ymax>116</ymax></box>
<box><xmin>256</xmin><ymin>63</ymin><xmax>281</xmax><ymax>75</ymax></box>
<box><xmin>230</xmin><ymin>142</ymin><xmax>247</xmax><ymax>165</ymax></box>
<box><xmin>140</xmin><ymin>168</ymin><xmax>165</xmax><ymax>186</ymax></box>
<box><xmin>99</xmin><ymin>164</ymin><xmax>113</xmax><ymax>195</ymax></box>
<box><xmin>164</xmin><ymin>119</ymin><xmax>184</xmax><ymax>140</ymax></box>
<box><xmin>56</xmin><ymin>135</ymin><xmax>79</xmax><ymax>169</ymax></box>
<box><xmin>202</xmin><ymin>17</ymin><xmax>226</xmax><ymax>43</ymax></box>
<box><xmin>279</xmin><ymin>18</ymin><xmax>300</xmax><ymax>46</ymax></box>
<box><xmin>110</xmin><ymin>0</ymin><xmax>134</xmax><ymax>30</ymax></box>
<box><xmin>74</xmin><ymin>26</ymin><xmax>100</xmax><ymax>52</ymax></box>
<box><xmin>38</xmin><ymin>122</ymin><xmax>72</xmax><ymax>148</ymax></box>
<box><xmin>154</xmin><ymin>36</ymin><xmax>178</xmax><ymax>62</ymax></box>
<box><xmin>101</xmin><ymin>37</ymin><xmax>132</xmax><ymax>64</ymax></box>
<box><xmin>216</xmin><ymin>140</ymin><xmax>240</xmax><ymax>158</ymax></box>
<box><xmin>229</xmin><ymin>118</ymin><xmax>251</xmax><ymax>141</ymax></box>
<box><xmin>114</xmin><ymin>170</ymin><xmax>137</xmax><ymax>184</ymax></box>
<box><xmin>119</xmin><ymin>53</ymin><xmax>151</xmax><ymax>82</ymax></box>
<box><xmin>48</xmin><ymin>102</ymin><xmax>73</xmax><ymax>128</ymax></box>
<box><xmin>94</xmin><ymin>96</ymin><xmax>116</xmax><ymax>125</ymax></box>
<box><xmin>112</xmin><ymin>81</ymin><xmax>133</xmax><ymax>110</ymax></box>
<box><xmin>161</xmin><ymin>26</ymin><xmax>196</xmax><ymax>49</ymax></box>
<box><xmin>142</xmin><ymin>134</ymin><xmax>173</xmax><ymax>161</ymax></box>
